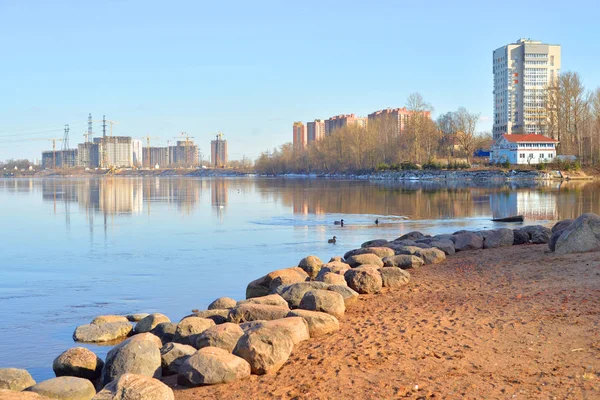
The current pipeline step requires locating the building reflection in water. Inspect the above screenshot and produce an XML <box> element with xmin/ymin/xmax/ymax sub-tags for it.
<box><xmin>211</xmin><ymin>179</ymin><xmax>228</xmax><ymax>220</ymax></box>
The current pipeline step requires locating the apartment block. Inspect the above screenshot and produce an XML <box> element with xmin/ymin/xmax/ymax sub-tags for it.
<box><xmin>306</xmin><ymin>119</ymin><xmax>326</xmax><ymax>144</ymax></box>
<box><xmin>367</xmin><ymin>108</ymin><xmax>431</xmax><ymax>136</ymax></box>
<box><xmin>211</xmin><ymin>136</ymin><xmax>228</xmax><ymax>167</ymax></box>
<box><xmin>324</xmin><ymin>114</ymin><xmax>367</xmax><ymax>135</ymax></box>
<box><xmin>293</xmin><ymin>122</ymin><xmax>307</xmax><ymax>148</ymax></box>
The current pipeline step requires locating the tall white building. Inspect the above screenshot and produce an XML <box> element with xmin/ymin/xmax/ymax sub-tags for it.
<box><xmin>492</xmin><ymin>38</ymin><xmax>561</xmax><ymax>140</ymax></box>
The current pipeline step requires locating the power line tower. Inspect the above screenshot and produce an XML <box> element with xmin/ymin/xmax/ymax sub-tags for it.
<box><xmin>62</xmin><ymin>124</ymin><xmax>70</xmax><ymax>151</ymax></box>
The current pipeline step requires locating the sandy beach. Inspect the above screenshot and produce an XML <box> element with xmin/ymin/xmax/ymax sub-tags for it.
<box><xmin>169</xmin><ymin>244</ymin><xmax>600</xmax><ymax>399</ymax></box>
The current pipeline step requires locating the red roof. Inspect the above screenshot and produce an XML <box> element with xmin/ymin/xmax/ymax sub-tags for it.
<box><xmin>502</xmin><ymin>134</ymin><xmax>558</xmax><ymax>143</ymax></box>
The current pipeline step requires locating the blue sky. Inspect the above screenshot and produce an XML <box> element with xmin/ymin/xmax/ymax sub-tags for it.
<box><xmin>1</xmin><ymin>0</ymin><xmax>599</xmax><ymax>161</ymax></box>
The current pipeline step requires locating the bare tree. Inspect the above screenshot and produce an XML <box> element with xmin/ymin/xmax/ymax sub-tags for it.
<box><xmin>453</xmin><ymin>107</ymin><xmax>480</xmax><ymax>164</ymax></box>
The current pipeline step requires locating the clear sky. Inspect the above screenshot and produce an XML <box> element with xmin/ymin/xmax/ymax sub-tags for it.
<box><xmin>1</xmin><ymin>0</ymin><xmax>599</xmax><ymax>162</ymax></box>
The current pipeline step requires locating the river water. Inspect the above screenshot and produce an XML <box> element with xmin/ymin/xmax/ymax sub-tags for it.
<box><xmin>0</xmin><ymin>176</ymin><xmax>599</xmax><ymax>382</ymax></box>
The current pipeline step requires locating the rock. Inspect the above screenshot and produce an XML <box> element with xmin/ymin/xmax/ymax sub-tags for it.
<box><xmin>329</xmin><ymin>256</ymin><xmax>343</xmax><ymax>262</ymax></box>
<box><xmin>298</xmin><ymin>290</ymin><xmax>345</xmax><ymax>319</ymax></box>
<box><xmin>207</xmin><ymin>297</ymin><xmax>237</xmax><ymax>310</ymax></box>
<box><xmin>245</xmin><ymin>267</ymin><xmax>309</xmax><ymax>299</ymax></box>
<box><xmin>345</xmin><ymin>254</ymin><xmax>384</xmax><ymax>268</ymax></box>
<box><xmin>433</xmin><ymin>233</ymin><xmax>454</xmax><ymax>241</ymax></box>
<box><xmin>286</xmin><ymin>310</ymin><xmax>340</xmax><ymax>338</ymax></box>
<box><xmin>315</xmin><ymin>271</ymin><xmax>347</xmax><ymax>285</ymax></box>
<box><xmin>150</xmin><ymin>322</ymin><xmax>177</xmax><ymax>344</ymax></box>
<box><xmin>352</xmin><ymin>247</ymin><xmax>395</xmax><ymax>258</ymax></box>
<box><xmin>393</xmin><ymin>245</ymin><xmax>420</xmax><ymax>255</ymax></box>
<box><xmin>429</xmin><ymin>239</ymin><xmax>455</xmax><ymax>255</ymax></box>
<box><xmin>237</xmin><ymin>294</ymin><xmax>289</xmax><ymax>309</ymax></box>
<box><xmin>298</xmin><ymin>255</ymin><xmax>323</xmax><ymax>279</ymax></box>
<box><xmin>93</xmin><ymin>373</ymin><xmax>174</xmax><ymax>400</ymax></box>
<box><xmin>160</xmin><ymin>342</ymin><xmax>196</xmax><ymax>375</ymax></box>
<box><xmin>0</xmin><ymin>368</ymin><xmax>36</xmax><ymax>391</ymax></box>
<box><xmin>512</xmin><ymin>229</ymin><xmax>530</xmax><ymax>245</ymax></box>
<box><xmin>452</xmin><ymin>232</ymin><xmax>483</xmax><ymax>251</ymax></box>
<box><xmin>29</xmin><ymin>377</ymin><xmax>95</xmax><ymax>400</ymax></box>
<box><xmin>396</xmin><ymin>247</ymin><xmax>445</xmax><ymax>264</ymax></box>
<box><xmin>133</xmin><ymin>313</ymin><xmax>170</xmax><ymax>334</ymax></box>
<box><xmin>0</xmin><ymin>390</ymin><xmax>51</xmax><ymax>399</ymax></box>
<box><xmin>173</xmin><ymin>317</ymin><xmax>215</xmax><ymax>347</ymax></box>
<box><xmin>73</xmin><ymin>322</ymin><xmax>132</xmax><ymax>343</ymax></box>
<box><xmin>101</xmin><ymin>333</ymin><xmax>162</xmax><ymax>386</ymax></box>
<box><xmin>232</xmin><ymin>326</ymin><xmax>294</xmax><ymax>375</ymax></box>
<box><xmin>388</xmin><ymin>239</ymin><xmax>418</xmax><ymax>247</ymax></box>
<box><xmin>53</xmin><ymin>347</ymin><xmax>104</xmax><ymax>381</ymax></box>
<box><xmin>279</xmin><ymin>281</ymin><xmax>330</xmax><ymax>308</ymax></box>
<box><xmin>317</xmin><ymin>261</ymin><xmax>350</xmax><ymax>276</ymax></box>
<box><xmin>414</xmin><ymin>242</ymin><xmax>432</xmax><ymax>249</ymax></box>
<box><xmin>326</xmin><ymin>285</ymin><xmax>359</xmax><ymax>307</ymax></box>
<box><xmin>238</xmin><ymin>321</ymin><xmax>264</xmax><ymax>333</ymax></box>
<box><xmin>382</xmin><ymin>255</ymin><xmax>424</xmax><ymax>269</ymax></box>
<box><xmin>178</xmin><ymin>347</ymin><xmax>251</xmax><ymax>386</ymax></box>
<box><xmin>381</xmin><ymin>267</ymin><xmax>411</xmax><ymax>288</ymax></box>
<box><xmin>196</xmin><ymin>323</ymin><xmax>244</xmax><ymax>352</ymax></box>
<box><xmin>228</xmin><ymin>304</ymin><xmax>290</xmax><ymax>323</ymax></box>
<box><xmin>246</xmin><ymin>317</ymin><xmax>310</xmax><ymax>345</ymax></box>
<box><xmin>395</xmin><ymin>231</ymin><xmax>426</xmax><ymax>241</ymax></box>
<box><xmin>187</xmin><ymin>309</ymin><xmax>230</xmax><ymax>324</ymax></box>
<box><xmin>344</xmin><ymin>266</ymin><xmax>383</xmax><ymax>294</ymax></box>
<box><xmin>360</xmin><ymin>239</ymin><xmax>389</xmax><ymax>248</ymax></box>
<box><xmin>482</xmin><ymin>228</ymin><xmax>514</xmax><ymax>249</ymax></box>
<box><xmin>522</xmin><ymin>225</ymin><xmax>552</xmax><ymax>244</ymax></box>
<box><xmin>91</xmin><ymin>315</ymin><xmax>129</xmax><ymax>325</ymax></box>
<box><xmin>549</xmin><ymin>219</ymin><xmax>574</xmax><ymax>252</ymax></box>
<box><xmin>125</xmin><ymin>314</ymin><xmax>149</xmax><ymax>322</ymax></box>
<box><xmin>555</xmin><ymin>213</ymin><xmax>600</xmax><ymax>255</ymax></box>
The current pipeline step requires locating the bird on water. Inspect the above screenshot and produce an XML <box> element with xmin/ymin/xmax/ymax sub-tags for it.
<box><xmin>334</xmin><ymin>219</ymin><xmax>344</xmax><ymax>227</ymax></box>
<box><xmin>375</xmin><ymin>218</ymin><xmax>379</xmax><ymax>225</ymax></box>
<box><xmin>328</xmin><ymin>236</ymin><xmax>337</xmax><ymax>244</ymax></box>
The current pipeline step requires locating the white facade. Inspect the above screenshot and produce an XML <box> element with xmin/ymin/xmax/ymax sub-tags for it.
<box><xmin>493</xmin><ymin>39</ymin><xmax>561</xmax><ymax>140</ymax></box>
<box><xmin>490</xmin><ymin>134</ymin><xmax>558</xmax><ymax>164</ymax></box>
<box><xmin>132</xmin><ymin>139</ymin><xmax>143</xmax><ymax>168</ymax></box>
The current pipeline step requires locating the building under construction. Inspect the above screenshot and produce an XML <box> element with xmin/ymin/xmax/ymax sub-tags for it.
<box><xmin>42</xmin><ymin>149</ymin><xmax>79</xmax><ymax>169</ymax></box>
<box><xmin>143</xmin><ymin>147</ymin><xmax>169</xmax><ymax>168</ymax></box>
<box><xmin>211</xmin><ymin>134</ymin><xmax>228</xmax><ymax>167</ymax></box>
<box><xmin>168</xmin><ymin>140</ymin><xmax>199</xmax><ymax>167</ymax></box>
<box><xmin>92</xmin><ymin>137</ymin><xmax>142</xmax><ymax>169</ymax></box>
<box><xmin>78</xmin><ymin>142</ymin><xmax>99</xmax><ymax>168</ymax></box>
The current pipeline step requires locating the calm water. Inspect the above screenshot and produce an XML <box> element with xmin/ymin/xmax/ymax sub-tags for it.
<box><xmin>1</xmin><ymin>176</ymin><xmax>599</xmax><ymax>381</ymax></box>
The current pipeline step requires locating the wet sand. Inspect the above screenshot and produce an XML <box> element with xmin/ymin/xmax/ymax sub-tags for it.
<box><xmin>170</xmin><ymin>244</ymin><xmax>600</xmax><ymax>399</ymax></box>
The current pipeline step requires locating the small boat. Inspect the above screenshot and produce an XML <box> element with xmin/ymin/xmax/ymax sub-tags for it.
<box><xmin>492</xmin><ymin>215</ymin><xmax>524</xmax><ymax>222</ymax></box>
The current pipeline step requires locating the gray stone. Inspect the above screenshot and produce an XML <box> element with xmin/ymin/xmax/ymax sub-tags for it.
<box><xmin>245</xmin><ymin>267</ymin><xmax>309</xmax><ymax>299</ymax></box>
<box><xmin>150</xmin><ymin>322</ymin><xmax>177</xmax><ymax>344</ymax></box>
<box><xmin>279</xmin><ymin>281</ymin><xmax>330</xmax><ymax>308</ymax></box>
<box><xmin>317</xmin><ymin>261</ymin><xmax>350</xmax><ymax>276</ymax></box>
<box><xmin>178</xmin><ymin>347</ymin><xmax>251</xmax><ymax>386</ymax></box>
<box><xmin>298</xmin><ymin>255</ymin><xmax>323</xmax><ymax>279</ymax></box>
<box><xmin>344</xmin><ymin>266</ymin><xmax>382</xmax><ymax>294</ymax></box>
<box><xmin>549</xmin><ymin>219</ymin><xmax>574</xmax><ymax>252</ymax></box>
<box><xmin>299</xmin><ymin>290</ymin><xmax>345</xmax><ymax>319</ymax></box>
<box><xmin>512</xmin><ymin>229</ymin><xmax>530</xmax><ymax>245</ymax></box>
<box><xmin>173</xmin><ymin>317</ymin><xmax>215</xmax><ymax>347</ymax></box>
<box><xmin>382</xmin><ymin>255</ymin><xmax>424</xmax><ymax>269</ymax></box>
<box><xmin>207</xmin><ymin>297</ymin><xmax>237</xmax><ymax>310</ymax></box>
<box><xmin>228</xmin><ymin>304</ymin><xmax>290</xmax><ymax>323</ymax></box>
<box><xmin>232</xmin><ymin>326</ymin><xmax>294</xmax><ymax>375</ymax></box>
<box><xmin>381</xmin><ymin>267</ymin><xmax>411</xmax><ymax>288</ymax></box>
<box><xmin>453</xmin><ymin>232</ymin><xmax>484</xmax><ymax>251</ymax></box>
<box><xmin>101</xmin><ymin>333</ymin><xmax>162</xmax><ymax>386</ymax></box>
<box><xmin>555</xmin><ymin>213</ymin><xmax>600</xmax><ymax>254</ymax></box>
<box><xmin>245</xmin><ymin>317</ymin><xmax>310</xmax><ymax>345</ymax></box>
<box><xmin>326</xmin><ymin>285</ymin><xmax>359</xmax><ymax>307</ymax></box>
<box><xmin>315</xmin><ymin>271</ymin><xmax>347</xmax><ymax>286</ymax></box>
<box><xmin>91</xmin><ymin>315</ymin><xmax>129</xmax><ymax>325</ymax></box>
<box><xmin>125</xmin><ymin>314</ymin><xmax>149</xmax><ymax>322</ymax></box>
<box><xmin>429</xmin><ymin>239</ymin><xmax>455</xmax><ymax>255</ymax></box>
<box><xmin>286</xmin><ymin>310</ymin><xmax>340</xmax><ymax>338</ymax></box>
<box><xmin>482</xmin><ymin>228</ymin><xmax>514</xmax><ymax>249</ymax></box>
<box><xmin>92</xmin><ymin>373</ymin><xmax>174</xmax><ymax>400</ymax></box>
<box><xmin>345</xmin><ymin>253</ymin><xmax>384</xmax><ymax>268</ymax></box>
<box><xmin>73</xmin><ymin>322</ymin><xmax>132</xmax><ymax>343</ymax></box>
<box><xmin>53</xmin><ymin>347</ymin><xmax>104</xmax><ymax>381</ymax></box>
<box><xmin>187</xmin><ymin>309</ymin><xmax>230</xmax><ymax>324</ymax></box>
<box><xmin>237</xmin><ymin>294</ymin><xmax>289</xmax><ymax>309</ymax></box>
<box><xmin>160</xmin><ymin>342</ymin><xmax>196</xmax><ymax>375</ymax></box>
<box><xmin>133</xmin><ymin>313</ymin><xmax>170</xmax><ymax>334</ymax></box>
<box><xmin>0</xmin><ymin>368</ymin><xmax>36</xmax><ymax>391</ymax></box>
<box><xmin>522</xmin><ymin>225</ymin><xmax>552</xmax><ymax>244</ymax></box>
<box><xmin>196</xmin><ymin>323</ymin><xmax>244</xmax><ymax>352</ymax></box>
<box><xmin>395</xmin><ymin>231</ymin><xmax>426</xmax><ymax>241</ymax></box>
<box><xmin>29</xmin><ymin>377</ymin><xmax>95</xmax><ymax>400</ymax></box>
<box><xmin>360</xmin><ymin>239</ymin><xmax>389</xmax><ymax>248</ymax></box>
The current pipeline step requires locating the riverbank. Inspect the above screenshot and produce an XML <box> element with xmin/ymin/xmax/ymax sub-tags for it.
<box><xmin>170</xmin><ymin>243</ymin><xmax>600</xmax><ymax>399</ymax></box>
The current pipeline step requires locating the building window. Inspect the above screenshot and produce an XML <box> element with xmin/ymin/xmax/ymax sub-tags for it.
<box><xmin>548</xmin><ymin>154</ymin><xmax>553</xmax><ymax>158</ymax></box>
<box><xmin>520</xmin><ymin>153</ymin><xmax>525</xmax><ymax>159</ymax></box>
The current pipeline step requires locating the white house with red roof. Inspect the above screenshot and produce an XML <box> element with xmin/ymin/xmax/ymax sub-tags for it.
<box><xmin>490</xmin><ymin>134</ymin><xmax>559</xmax><ymax>164</ymax></box>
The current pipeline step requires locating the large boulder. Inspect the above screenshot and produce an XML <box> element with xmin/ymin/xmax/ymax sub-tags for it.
<box><xmin>549</xmin><ymin>219</ymin><xmax>574</xmax><ymax>252</ymax></box>
<box><xmin>286</xmin><ymin>310</ymin><xmax>340</xmax><ymax>338</ymax></box>
<box><xmin>429</xmin><ymin>239</ymin><xmax>455</xmax><ymax>255</ymax></box>
<box><xmin>246</xmin><ymin>317</ymin><xmax>310</xmax><ymax>345</ymax></box>
<box><xmin>415</xmin><ymin>248</ymin><xmax>446</xmax><ymax>264</ymax></box>
<box><xmin>395</xmin><ymin>231</ymin><xmax>426</xmax><ymax>241</ymax></box>
<box><xmin>512</xmin><ymin>229</ymin><xmax>530</xmax><ymax>245</ymax></box>
<box><xmin>237</xmin><ymin>294</ymin><xmax>289</xmax><ymax>309</ymax></box>
<box><xmin>228</xmin><ymin>304</ymin><xmax>290</xmax><ymax>323</ymax></box>
<box><xmin>522</xmin><ymin>225</ymin><xmax>552</xmax><ymax>244</ymax></box>
<box><xmin>298</xmin><ymin>256</ymin><xmax>323</xmax><ymax>279</ymax></box>
<box><xmin>91</xmin><ymin>315</ymin><xmax>129</xmax><ymax>325</ymax></box>
<box><xmin>0</xmin><ymin>390</ymin><xmax>51</xmax><ymax>399</ymax></box>
<box><xmin>178</xmin><ymin>347</ymin><xmax>251</xmax><ymax>386</ymax></box>
<box><xmin>344</xmin><ymin>266</ymin><xmax>383</xmax><ymax>294</ymax></box>
<box><xmin>232</xmin><ymin>326</ymin><xmax>294</xmax><ymax>375</ymax></box>
<box><xmin>125</xmin><ymin>314</ymin><xmax>149</xmax><ymax>322</ymax></box>
<box><xmin>29</xmin><ymin>377</ymin><xmax>95</xmax><ymax>400</ymax></box>
<box><xmin>381</xmin><ymin>267</ymin><xmax>411</xmax><ymax>288</ymax></box>
<box><xmin>452</xmin><ymin>232</ymin><xmax>483</xmax><ymax>251</ymax></box>
<box><xmin>482</xmin><ymin>228</ymin><xmax>514</xmax><ymax>249</ymax></box>
<box><xmin>173</xmin><ymin>317</ymin><xmax>215</xmax><ymax>347</ymax></box>
<box><xmin>350</xmin><ymin>247</ymin><xmax>395</xmax><ymax>259</ymax></box>
<box><xmin>317</xmin><ymin>261</ymin><xmax>350</xmax><ymax>276</ymax></box>
<box><xmin>279</xmin><ymin>282</ymin><xmax>330</xmax><ymax>308</ymax></box>
<box><xmin>315</xmin><ymin>272</ymin><xmax>347</xmax><ymax>286</ymax></box>
<box><xmin>196</xmin><ymin>323</ymin><xmax>244</xmax><ymax>352</ymax></box>
<box><xmin>0</xmin><ymin>368</ymin><xmax>36</xmax><ymax>391</ymax></box>
<box><xmin>360</xmin><ymin>239</ymin><xmax>389</xmax><ymax>248</ymax></box>
<box><xmin>207</xmin><ymin>297</ymin><xmax>237</xmax><ymax>310</ymax></box>
<box><xmin>53</xmin><ymin>347</ymin><xmax>104</xmax><ymax>381</ymax></box>
<box><xmin>101</xmin><ymin>333</ymin><xmax>162</xmax><ymax>386</ymax></box>
<box><xmin>160</xmin><ymin>342</ymin><xmax>196</xmax><ymax>376</ymax></box>
<box><xmin>246</xmin><ymin>267</ymin><xmax>309</xmax><ymax>299</ymax></box>
<box><xmin>298</xmin><ymin>290</ymin><xmax>345</xmax><ymax>319</ymax></box>
<box><xmin>133</xmin><ymin>313</ymin><xmax>170</xmax><ymax>334</ymax></box>
<box><xmin>382</xmin><ymin>255</ymin><xmax>424</xmax><ymax>269</ymax></box>
<box><xmin>327</xmin><ymin>285</ymin><xmax>359</xmax><ymax>307</ymax></box>
<box><xmin>150</xmin><ymin>322</ymin><xmax>177</xmax><ymax>344</ymax></box>
<box><xmin>93</xmin><ymin>373</ymin><xmax>174</xmax><ymax>400</ymax></box>
<box><xmin>73</xmin><ymin>322</ymin><xmax>132</xmax><ymax>343</ymax></box>
<box><xmin>345</xmin><ymin>254</ymin><xmax>384</xmax><ymax>268</ymax></box>
<box><xmin>555</xmin><ymin>213</ymin><xmax>600</xmax><ymax>254</ymax></box>
<box><xmin>187</xmin><ymin>309</ymin><xmax>230</xmax><ymax>324</ymax></box>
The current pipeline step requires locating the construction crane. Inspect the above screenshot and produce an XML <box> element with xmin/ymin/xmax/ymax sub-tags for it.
<box><xmin>142</xmin><ymin>135</ymin><xmax>161</xmax><ymax>168</ymax></box>
<box><xmin>30</xmin><ymin>138</ymin><xmax>63</xmax><ymax>169</ymax></box>
<box><xmin>172</xmin><ymin>132</ymin><xmax>196</xmax><ymax>168</ymax></box>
